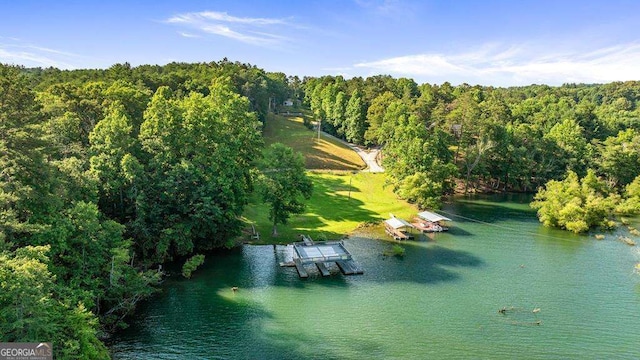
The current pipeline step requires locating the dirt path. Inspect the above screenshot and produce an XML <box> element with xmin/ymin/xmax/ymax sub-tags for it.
<box><xmin>322</xmin><ymin>131</ymin><xmax>384</xmax><ymax>173</ymax></box>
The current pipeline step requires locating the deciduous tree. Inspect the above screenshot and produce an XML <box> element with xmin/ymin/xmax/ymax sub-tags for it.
<box><xmin>531</xmin><ymin>170</ymin><xmax>618</xmax><ymax>233</ymax></box>
<box><xmin>137</xmin><ymin>80</ymin><xmax>261</xmax><ymax>261</ymax></box>
<box><xmin>344</xmin><ymin>89</ymin><xmax>366</xmax><ymax>144</ymax></box>
<box><xmin>258</xmin><ymin>143</ymin><xmax>313</xmax><ymax>237</ymax></box>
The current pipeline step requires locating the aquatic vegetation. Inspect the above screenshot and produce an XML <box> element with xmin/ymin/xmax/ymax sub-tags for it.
<box><xmin>383</xmin><ymin>244</ymin><xmax>406</xmax><ymax>257</ymax></box>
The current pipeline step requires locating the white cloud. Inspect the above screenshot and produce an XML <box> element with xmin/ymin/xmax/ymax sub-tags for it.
<box><xmin>354</xmin><ymin>42</ymin><xmax>640</xmax><ymax>86</ymax></box>
<box><xmin>192</xmin><ymin>11</ymin><xmax>287</xmax><ymax>26</ymax></box>
<box><xmin>179</xmin><ymin>32</ymin><xmax>201</xmax><ymax>38</ymax></box>
<box><xmin>166</xmin><ymin>11</ymin><xmax>292</xmax><ymax>46</ymax></box>
<box><xmin>356</xmin><ymin>54</ymin><xmax>463</xmax><ymax>76</ymax></box>
<box><xmin>353</xmin><ymin>0</ymin><xmax>410</xmax><ymax>18</ymax></box>
<box><xmin>0</xmin><ymin>40</ymin><xmax>83</xmax><ymax>69</ymax></box>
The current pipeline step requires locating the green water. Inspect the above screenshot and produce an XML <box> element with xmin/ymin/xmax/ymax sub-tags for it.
<box><xmin>111</xmin><ymin>195</ymin><xmax>640</xmax><ymax>359</ymax></box>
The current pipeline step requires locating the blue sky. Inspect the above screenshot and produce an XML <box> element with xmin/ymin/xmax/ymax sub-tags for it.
<box><xmin>1</xmin><ymin>0</ymin><xmax>640</xmax><ymax>86</ymax></box>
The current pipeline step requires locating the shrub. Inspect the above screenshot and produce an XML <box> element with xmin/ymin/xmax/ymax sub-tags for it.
<box><xmin>182</xmin><ymin>254</ymin><xmax>205</xmax><ymax>278</ymax></box>
<box><xmin>383</xmin><ymin>244</ymin><xmax>405</xmax><ymax>257</ymax></box>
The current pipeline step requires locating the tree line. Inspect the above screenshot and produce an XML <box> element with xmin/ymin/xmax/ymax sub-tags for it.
<box><xmin>303</xmin><ymin>76</ymin><xmax>640</xmax><ymax>229</ymax></box>
<box><xmin>0</xmin><ymin>61</ymin><xmax>300</xmax><ymax>358</ymax></box>
<box><xmin>2</xmin><ymin>59</ymin><xmax>639</xmax><ymax>358</ymax></box>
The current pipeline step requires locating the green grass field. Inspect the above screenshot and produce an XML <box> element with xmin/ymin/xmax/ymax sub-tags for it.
<box><xmin>263</xmin><ymin>113</ymin><xmax>365</xmax><ymax>171</ymax></box>
<box><xmin>243</xmin><ymin>171</ymin><xmax>419</xmax><ymax>243</ymax></box>
<box><xmin>242</xmin><ymin>114</ymin><xmax>418</xmax><ymax>243</ymax></box>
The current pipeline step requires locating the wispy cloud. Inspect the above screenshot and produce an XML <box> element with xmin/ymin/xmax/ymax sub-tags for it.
<box><xmin>353</xmin><ymin>0</ymin><xmax>413</xmax><ymax>18</ymax></box>
<box><xmin>179</xmin><ymin>32</ymin><xmax>201</xmax><ymax>39</ymax></box>
<box><xmin>166</xmin><ymin>11</ymin><xmax>293</xmax><ymax>46</ymax></box>
<box><xmin>354</xmin><ymin>42</ymin><xmax>640</xmax><ymax>86</ymax></box>
<box><xmin>0</xmin><ymin>38</ymin><xmax>83</xmax><ymax>68</ymax></box>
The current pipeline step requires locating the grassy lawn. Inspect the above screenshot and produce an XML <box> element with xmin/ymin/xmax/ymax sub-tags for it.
<box><xmin>241</xmin><ymin>112</ymin><xmax>419</xmax><ymax>243</ymax></box>
<box><xmin>263</xmin><ymin>113</ymin><xmax>365</xmax><ymax>171</ymax></box>
<box><xmin>243</xmin><ymin>171</ymin><xmax>419</xmax><ymax>243</ymax></box>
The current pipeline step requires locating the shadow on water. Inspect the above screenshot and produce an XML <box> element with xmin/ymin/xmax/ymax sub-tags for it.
<box><xmin>346</xmin><ymin>236</ymin><xmax>483</xmax><ymax>285</ymax></box>
<box><xmin>113</xmin><ymin>236</ymin><xmax>484</xmax><ymax>357</ymax></box>
<box><xmin>112</xmin><ymin>194</ymin><xmax>640</xmax><ymax>359</ymax></box>
<box><xmin>442</xmin><ymin>195</ymin><xmax>538</xmax><ymax>226</ymax></box>
<box><xmin>439</xmin><ymin>225</ymin><xmax>474</xmax><ymax>237</ymax></box>
<box><xmin>452</xmin><ymin>192</ymin><xmax>535</xmax><ymax>204</ymax></box>
<box><xmin>111</xmin><ymin>247</ymin><xmax>351</xmax><ymax>360</ymax></box>
<box><xmin>112</xmin><ymin>195</ymin><xmax>517</xmax><ymax>359</ymax></box>
<box><xmin>447</xmin><ymin>202</ymin><xmax>536</xmax><ymax>222</ymax></box>
<box><xmin>267</xmin><ymin>235</ymin><xmax>483</xmax><ymax>286</ymax></box>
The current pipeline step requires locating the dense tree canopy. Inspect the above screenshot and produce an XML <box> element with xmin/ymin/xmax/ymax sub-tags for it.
<box><xmin>136</xmin><ymin>80</ymin><xmax>262</xmax><ymax>261</ymax></box>
<box><xmin>3</xmin><ymin>58</ymin><xmax>640</xmax><ymax>358</ymax></box>
<box><xmin>302</xmin><ymin>76</ymin><xmax>640</xmax><ymax>217</ymax></box>
<box><xmin>0</xmin><ymin>61</ymin><xmax>283</xmax><ymax>358</ymax></box>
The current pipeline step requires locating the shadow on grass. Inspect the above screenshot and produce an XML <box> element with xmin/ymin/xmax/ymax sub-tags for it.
<box><xmin>265</xmin><ymin>115</ymin><xmax>364</xmax><ymax>171</ymax></box>
<box><xmin>291</xmin><ymin>176</ymin><xmax>380</xmax><ymax>238</ymax></box>
<box><xmin>306</xmin><ymin>151</ymin><xmax>363</xmax><ymax>170</ymax></box>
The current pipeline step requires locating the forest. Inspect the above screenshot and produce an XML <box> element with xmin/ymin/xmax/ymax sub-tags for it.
<box><xmin>304</xmin><ymin>75</ymin><xmax>640</xmax><ymax>231</ymax></box>
<box><xmin>1</xmin><ymin>60</ymin><xmax>639</xmax><ymax>358</ymax></box>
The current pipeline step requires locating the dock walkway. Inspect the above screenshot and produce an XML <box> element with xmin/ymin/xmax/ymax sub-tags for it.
<box><xmin>294</xmin><ymin>257</ymin><xmax>309</xmax><ymax>278</ymax></box>
<box><xmin>385</xmin><ymin>225</ymin><xmax>412</xmax><ymax>240</ymax></box>
<box><xmin>284</xmin><ymin>235</ymin><xmax>364</xmax><ymax>278</ymax></box>
<box><xmin>336</xmin><ymin>260</ymin><xmax>364</xmax><ymax>275</ymax></box>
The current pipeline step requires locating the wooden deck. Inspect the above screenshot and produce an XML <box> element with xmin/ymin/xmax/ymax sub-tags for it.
<box><xmin>282</xmin><ymin>235</ymin><xmax>364</xmax><ymax>278</ymax></box>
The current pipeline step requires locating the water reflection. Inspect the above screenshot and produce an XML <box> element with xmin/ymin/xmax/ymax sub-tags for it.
<box><xmin>112</xmin><ymin>196</ymin><xmax>640</xmax><ymax>359</ymax></box>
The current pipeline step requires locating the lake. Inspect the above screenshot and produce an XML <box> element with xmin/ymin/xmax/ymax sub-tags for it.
<box><xmin>111</xmin><ymin>194</ymin><xmax>640</xmax><ymax>359</ymax></box>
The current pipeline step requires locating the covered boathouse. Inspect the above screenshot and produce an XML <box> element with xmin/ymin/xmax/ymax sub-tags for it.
<box><xmin>413</xmin><ymin>211</ymin><xmax>452</xmax><ymax>232</ymax></box>
<box><xmin>384</xmin><ymin>216</ymin><xmax>415</xmax><ymax>240</ymax></box>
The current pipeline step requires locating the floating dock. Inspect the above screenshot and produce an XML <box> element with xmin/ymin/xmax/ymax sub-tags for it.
<box><xmin>284</xmin><ymin>235</ymin><xmax>363</xmax><ymax>278</ymax></box>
